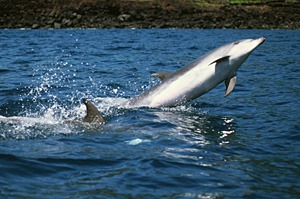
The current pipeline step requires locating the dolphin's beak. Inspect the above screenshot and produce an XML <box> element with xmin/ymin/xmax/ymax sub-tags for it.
<box><xmin>251</xmin><ymin>37</ymin><xmax>265</xmax><ymax>51</ymax></box>
<box><xmin>258</xmin><ymin>37</ymin><xmax>266</xmax><ymax>45</ymax></box>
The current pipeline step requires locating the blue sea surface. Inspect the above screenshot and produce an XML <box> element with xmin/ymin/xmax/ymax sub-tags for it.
<box><xmin>0</xmin><ymin>29</ymin><xmax>299</xmax><ymax>198</ymax></box>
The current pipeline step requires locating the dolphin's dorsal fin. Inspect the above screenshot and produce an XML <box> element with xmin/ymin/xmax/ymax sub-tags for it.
<box><xmin>151</xmin><ymin>72</ymin><xmax>173</xmax><ymax>81</ymax></box>
<box><xmin>209</xmin><ymin>56</ymin><xmax>230</xmax><ymax>66</ymax></box>
<box><xmin>82</xmin><ymin>98</ymin><xmax>105</xmax><ymax>124</ymax></box>
<box><xmin>224</xmin><ymin>76</ymin><xmax>237</xmax><ymax>97</ymax></box>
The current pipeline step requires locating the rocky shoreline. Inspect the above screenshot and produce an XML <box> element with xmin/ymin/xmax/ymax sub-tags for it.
<box><xmin>0</xmin><ymin>0</ymin><xmax>299</xmax><ymax>29</ymax></box>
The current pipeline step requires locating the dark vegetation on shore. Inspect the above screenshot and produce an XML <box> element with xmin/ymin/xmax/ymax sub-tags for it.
<box><xmin>0</xmin><ymin>0</ymin><xmax>299</xmax><ymax>29</ymax></box>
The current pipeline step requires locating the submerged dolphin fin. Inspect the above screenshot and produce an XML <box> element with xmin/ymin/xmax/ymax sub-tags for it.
<box><xmin>224</xmin><ymin>76</ymin><xmax>237</xmax><ymax>97</ymax></box>
<box><xmin>151</xmin><ymin>72</ymin><xmax>173</xmax><ymax>81</ymax></box>
<box><xmin>82</xmin><ymin>98</ymin><xmax>105</xmax><ymax>124</ymax></box>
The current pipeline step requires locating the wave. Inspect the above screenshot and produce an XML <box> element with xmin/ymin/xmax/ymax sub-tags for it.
<box><xmin>0</xmin><ymin>69</ymin><xmax>12</xmax><ymax>73</ymax></box>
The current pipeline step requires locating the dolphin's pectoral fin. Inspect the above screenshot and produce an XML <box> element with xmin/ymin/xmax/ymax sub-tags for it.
<box><xmin>224</xmin><ymin>76</ymin><xmax>237</xmax><ymax>97</ymax></box>
<box><xmin>151</xmin><ymin>72</ymin><xmax>173</xmax><ymax>81</ymax></box>
<box><xmin>209</xmin><ymin>56</ymin><xmax>230</xmax><ymax>66</ymax></box>
<box><xmin>82</xmin><ymin>98</ymin><xmax>105</xmax><ymax>124</ymax></box>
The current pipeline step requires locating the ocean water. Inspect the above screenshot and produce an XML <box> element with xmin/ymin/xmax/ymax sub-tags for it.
<box><xmin>0</xmin><ymin>29</ymin><xmax>299</xmax><ymax>198</ymax></box>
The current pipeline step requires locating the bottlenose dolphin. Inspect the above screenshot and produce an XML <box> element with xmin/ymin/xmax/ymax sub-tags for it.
<box><xmin>129</xmin><ymin>37</ymin><xmax>265</xmax><ymax>107</ymax></box>
<box><xmin>0</xmin><ymin>99</ymin><xmax>105</xmax><ymax>125</ymax></box>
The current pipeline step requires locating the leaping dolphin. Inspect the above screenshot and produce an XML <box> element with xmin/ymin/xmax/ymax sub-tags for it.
<box><xmin>128</xmin><ymin>37</ymin><xmax>265</xmax><ymax>107</ymax></box>
<box><xmin>0</xmin><ymin>99</ymin><xmax>105</xmax><ymax>125</ymax></box>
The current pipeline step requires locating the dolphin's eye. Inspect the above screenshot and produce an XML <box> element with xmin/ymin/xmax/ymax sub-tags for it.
<box><xmin>234</xmin><ymin>41</ymin><xmax>239</xmax><ymax>45</ymax></box>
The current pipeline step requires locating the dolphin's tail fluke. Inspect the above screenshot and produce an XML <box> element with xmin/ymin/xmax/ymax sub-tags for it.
<box><xmin>82</xmin><ymin>98</ymin><xmax>106</xmax><ymax>124</ymax></box>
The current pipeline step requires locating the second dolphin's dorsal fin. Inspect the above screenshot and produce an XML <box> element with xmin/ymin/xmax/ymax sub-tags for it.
<box><xmin>151</xmin><ymin>72</ymin><xmax>173</xmax><ymax>81</ymax></box>
<box><xmin>224</xmin><ymin>76</ymin><xmax>237</xmax><ymax>97</ymax></box>
<box><xmin>82</xmin><ymin>98</ymin><xmax>105</xmax><ymax>124</ymax></box>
